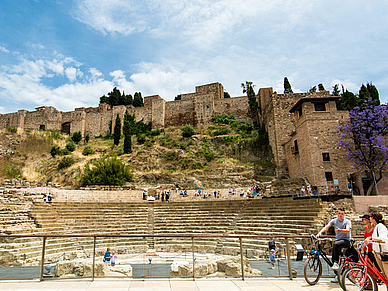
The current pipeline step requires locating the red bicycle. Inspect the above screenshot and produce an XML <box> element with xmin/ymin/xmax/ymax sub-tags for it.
<box><xmin>341</xmin><ymin>242</ymin><xmax>388</xmax><ymax>291</ymax></box>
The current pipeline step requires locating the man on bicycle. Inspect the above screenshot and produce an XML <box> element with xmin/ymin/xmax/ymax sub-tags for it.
<box><xmin>317</xmin><ymin>207</ymin><xmax>352</xmax><ymax>272</ymax></box>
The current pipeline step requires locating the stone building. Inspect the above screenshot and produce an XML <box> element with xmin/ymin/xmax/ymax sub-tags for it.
<box><xmin>0</xmin><ymin>81</ymin><xmax>382</xmax><ymax>194</ymax></box>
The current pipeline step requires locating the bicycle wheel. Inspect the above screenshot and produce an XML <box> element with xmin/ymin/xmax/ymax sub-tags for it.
<box><xmin>338</xmin><ymin>261</ymin><xmax>348</xmax><ymax>290</ymax></box>
<box><xmin>341</xmin><ymin>267</ymin><xmax>377</xmax><ymax>291</ymax></box>
<box><xmin>304</xmin><ymin>255</ymin><xmax>322</xmax><ymax>285</ymax></box>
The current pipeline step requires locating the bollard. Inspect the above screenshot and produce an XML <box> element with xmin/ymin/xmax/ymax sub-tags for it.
<box><xmin>285</xmin><ymin>238</ymin><xmax>293</xmax><ymax>280</ymax></box>
<box><xmin>39</xmin><ymin>237</ymin><xmax>46</xmax><ymax>282</ymax></box>
<box><xmin>192</xmin><ymin>237</ymin><xmax>195</xmax><ymax>280</ymax></box>
<box><xmin>92</xmin><ymin>236</ymin><xmax>96</xmax><ymax>281</ymax></box>
<box><xmin>239</xmin><ymin>237</ymin><xmax>245</xmax><ymax>280</ymax></box>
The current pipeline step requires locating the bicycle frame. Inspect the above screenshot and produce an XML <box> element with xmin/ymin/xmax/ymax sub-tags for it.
<box><xmin>345</xmin><ymin>243</ymin><xmax>388</xmax><ymax>287</ymax></box>
<box><xmin>309</xmin><ymin>235</ymin><xmax>333</xmax><ymax>267</ymax></box>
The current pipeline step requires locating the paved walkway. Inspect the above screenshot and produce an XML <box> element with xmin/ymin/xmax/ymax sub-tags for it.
<box><xmin>0</xmin><ymin>278</ymin><xmax>343</xmax><ymax>291</ymax></box>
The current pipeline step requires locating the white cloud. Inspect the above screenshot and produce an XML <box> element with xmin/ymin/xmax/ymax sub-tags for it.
<box><xmin>65</xmin><ymin>67</ymin><xmax>77</xmax><ymax>82</ymax></box>
<box><xmin>0</xmin><ymin>45</ymin><xmax>10</xmax><ymax>53</ymax></box>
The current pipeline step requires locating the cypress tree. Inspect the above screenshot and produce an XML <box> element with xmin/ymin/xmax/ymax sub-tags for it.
<box><xmin>283</xmin><ymin>77</ymin><xmax>293</xmax><ymax>93</ymax></box>
<box><xmin>123</xmin><ymin>112</ymin><xmax>132</xmax><ymax>154</ymax></box>
<box><xmin>113</xmin><ymin>114</ymin><xmax>121</xmax><ymax>146</ymax></box>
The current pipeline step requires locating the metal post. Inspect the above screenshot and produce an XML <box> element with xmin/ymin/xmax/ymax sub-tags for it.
<box><xmin>192</xmin><ymin>237</ymin><xmax>195</xmax><ymax>281</ymax></box>
<box><xmin>143</xmin><ymin>236</ymin><xmax>146</xmax><ymax>279</ymax></box>
<box><xmin>92</xmin><ymin>236</ymin><xmax>96</xmax><ymax>281</ymax></box>
<box><xmin>239</xmin><ymin>237</ymin><xmax>245</xmax><ymax>280</ymax></box>
<box><xmin>39</xmin><ymin>237</ymin><xmax>46</xmax><ymax>282</ymax></box>
<box><xmin>285</xmin><ymin>238</ymin><xmax>293</xmax><ymax>280</ymax></box>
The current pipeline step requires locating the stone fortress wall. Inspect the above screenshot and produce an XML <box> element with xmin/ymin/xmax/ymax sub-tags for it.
<box><xmin>0</xmin><ymin>81</ymin><xmax>376</xmax><ymax>194</ymax></box>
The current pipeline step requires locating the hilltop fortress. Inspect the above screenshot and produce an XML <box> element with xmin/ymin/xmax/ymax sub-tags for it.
<box><xmin>0</xmin><ymin>82</ymin><xmax>377</xmax><ymax>195</ymax></box>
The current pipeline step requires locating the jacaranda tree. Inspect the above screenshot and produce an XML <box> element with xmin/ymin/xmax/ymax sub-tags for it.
<box><xmin>338</xmin><ymin>100</ymin><xmax>388</xmax><ymax>195</ymax></box>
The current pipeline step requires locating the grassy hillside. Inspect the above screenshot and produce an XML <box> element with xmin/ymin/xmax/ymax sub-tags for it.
<box><xmin>0</xmin><ymin>124</ymin><xmax>275</xmax><ymax>189</ymax></box>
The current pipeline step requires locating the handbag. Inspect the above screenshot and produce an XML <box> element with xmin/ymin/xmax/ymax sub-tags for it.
<box><xmin>377</xmin><ymin>225</ymin><xmax>388</xmax><ymax>261</ymax></box>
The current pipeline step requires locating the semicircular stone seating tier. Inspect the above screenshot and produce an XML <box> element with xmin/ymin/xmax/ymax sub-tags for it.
<box><xmin>0</xmin><ymin>197</ymin><xmax>327</xmax><ymax>266</ymax></box>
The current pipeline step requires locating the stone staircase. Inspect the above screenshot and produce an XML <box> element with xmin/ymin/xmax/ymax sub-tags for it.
<box><xmin>0</xmin><ymin>197</ymin><xmax>328</xmax><ymax>266</ymax></box>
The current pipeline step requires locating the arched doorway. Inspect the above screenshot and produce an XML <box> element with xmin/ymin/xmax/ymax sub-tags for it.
<box><xmin>61</xmin><ymin>122</ymin><xmax>71</xmax><ymax>135</ymax></box>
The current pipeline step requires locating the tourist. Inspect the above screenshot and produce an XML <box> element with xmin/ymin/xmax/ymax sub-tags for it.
<box><xmin>214</xmin><ymin>190</ymin><xmax>217</xmax><ymax>198</ymax></box>
<box><xmin>364</xmin><ymin>212</ymin><xmax>388</xmax><ymax>280</ymax></box>
<box><xmin>301</xmin><ymin>185</ymin><xmax>306</xmax><ymax>196</ymax></box>
<box><xmin>103</xmin><ymin>248</ymin><xmax>111</xmax><ymax>264</ymax></box>
<box><xmin>110</xmin><ymin>251</ymin><xmax>116</xmax><ymax>266</ymax></box>
<box><xmin>270</xmin><ymin>249</ymin><xmax>276</xmax><ymax>269</ymax></box>
<box><xmin>240</xmin><ymin>189</ymin><xmax>244</xmax><ymax>197</ymax></box>
<box><xmin>252</xmin><ymin>186</ymin><xmax>257</xmax><ymax>197</ymax></box>
<box><xmin>175</xmin><ymin>183</ymin><xmax>179</xmax><ymax>194</ymax></box>
<box><xmin>360</xmin><ymin>214</ymin><xmax>379</xmax><ymax>271</ymax></box>
<box><xmin>161</xmin><ymin>191</ymin><xmax>165</xmax><ymax>202</ymax></box>
<box><xmin>180</xmin><ymin>190</ymin><xmax>183</xmax><ymax>196</ymax></box>
<box><xmin>348</xmin><ymin>181</ymin><xmax>353</xmax><ymax>193</ymax></box>
<box><xmin>166</xmin><ymin>191</ymin><xmax>170</xmax><ymax>202</ymax></box>
<box><xmin>232</xmin><ymin>188</ymin><xmax>236</xmax><ymax>195</ymax></box>
<box><xmin>142</xmin><ymin>189</ymin><xmax>147</xmax><ymax>200</ymax></box>
<box><xmin>335</xmin><ymin>185</ymin><xmax>340</xmax><ymax>192</ymax></box>
<box><xmin>217</xmin><ymin>190</ymin><xmax>220</xmax><ymax>198</ymax></box>
<box><xmin>198</xmin><ymin>189</ymin><xmax>202</xmax><ymax>196</ymax></box>
<box><xmin>307</xmin><ymin>184</ymin><xmax>311</xmax><ymax>195</ymax></box>
<box><xmin>183</xmin><ymin>190</ymin><xmax>188</xmax><ymax>197</ymax></box>
<box><xmin>228</xmin><ymin>188</ymin><xmax>232</xmax><ymax>195</ymax></box>
<box><xmin>317</xmin><ymin>207</ymin><xmax>351</xmax><ymax>282</ymax></box>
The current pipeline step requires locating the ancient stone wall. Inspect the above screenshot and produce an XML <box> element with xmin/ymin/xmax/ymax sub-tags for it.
<box><xmin>285</xmin><ymin>98</ymin><xmax>355</xmax><ymax>190</ymax></box>
<box><xmin>214</xmin><ymin>96</ymin><xmax>250</xmax><ymax>123</ymax></box>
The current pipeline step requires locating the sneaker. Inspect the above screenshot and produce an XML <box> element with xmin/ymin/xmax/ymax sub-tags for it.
<box><xmin>331</xmin><ymin>262</ymin><xmax>339</xmax><ymax>271</ymax></box>
<box><xmin>331</xmin><ymin>276</ymin><xmax>338</xmax><ymax>283</ymax></box>
<box><xmin>272</xmin><ymin>266</ymin><xmax>275</xmax><ymax>269</ymax></box>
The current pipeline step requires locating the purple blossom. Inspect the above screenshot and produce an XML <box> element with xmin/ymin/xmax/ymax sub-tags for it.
<box><xmin>337</xmin><ymin>100</ymin><xmax>388</xmax><ymax>174</ymax></box>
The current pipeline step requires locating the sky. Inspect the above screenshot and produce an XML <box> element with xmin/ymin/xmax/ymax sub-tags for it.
<box><xmin>0</xmin><ymin>0</ymin><xmax>387</xmax><ymax>114</ymax></box>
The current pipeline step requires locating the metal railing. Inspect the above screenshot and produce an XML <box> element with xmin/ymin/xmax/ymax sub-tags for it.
<box><xmin>0</xmin><ymin>233</ymin><xmax>361</xmax><ymax>281</ymax></box>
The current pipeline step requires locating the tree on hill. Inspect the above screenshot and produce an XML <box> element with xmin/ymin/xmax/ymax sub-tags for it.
<box><xmin>133</xmin><ymin>92</ymin><xmax>144</xmax><ymax>107</ymax></box>
<box><xmin>359</xmin><ymin>82</ymin><xmax>380</xmax><ymax>106</ymax></box>
<box><xmin>123</xmin><ymin>111</ymin><xmax>133</xmax><ymax>154</ymax></box>
<box><xmin>318</xmin><ymin>83</ymin><xmax>325</xmax><ymax>91</ymax></box>
<box><xmin>113</xmin><ymin>114</ymin><xmax>121</xmax><ymax>146</ymax></box>
<box><xmin>338</xmin><ymin>100</ymin><xmax>388</xmax><ymax>195</ymax></box>
<box><xmin>336</xmin><ymin>83</ymin><xmax>380</xmax><ymax>111</ymax></box>
<box><xmin>283</xmin><ymin>77</ymin><xmax>293</xmax><ymax>93</ymax></box>
<box><xmin>241</xmin><ymin>81</ymin><xmax>259</xmax><ymax>124</ymax></box>
<box><xmin>309</xmin><ymin>86</ymin><xmax>317</xmax><ymax>93</ymax></box>
<box><xmin>100</xmin><ymin>88</ymin><xmax>143</xmax><ymax>107</ymax></box>
<box><xmin>332</xmin><ymin>84</ymin><xmax>341</xmax><ymax>96</ymax></box>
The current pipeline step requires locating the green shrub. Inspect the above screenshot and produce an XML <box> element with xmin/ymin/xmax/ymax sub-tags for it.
<box><xmin>65</xmin><ymin>141</ymin><xmax>76</xmax><ymax>152</ymax></box>
<box><xmin>200</xmin><ymin>141</ymin><xmax>214</xmax><ymax>162</ymax></box>
<box><xmin>61</xmin><ymin>148</ymin><xmax>70</xmax><ymax>156</ymax></box>
<box><xmin>181</xmin><ymin>124</ymin><xmax>195</xmax><ymax>138</ymax></box>
<box><xmin>6</xmin><ymin>126</ymin><xmax>17</xmax><ymax>133</ymax></box>
<box><xmin>144</xmin><ymin>140</ymin><xmax>153</xmax><ymax>147</ymax></box>
<box><xmin>177</xmin><ymin>142</ymin><xmax>188</xmax><ymax>150</ymax></box>
<box><xmin>137</xmin><ymin>134</ymin><xmax>146</xmax><ymax>144</ymax></box>
<box><xmin>71</xmin><ymin>131</ymin><xmax>82</xmax><ymax>143</ymax></box>
<box><xmin>84</xmin><ymin>134</ymin><xmax>90</xmax><ymax>143</ymax></box>
<box><xmin>210</xmin><ymin>127</ymin><xmax>231</xmax><ymax>137</ymax></box>
<box><xmin>50</xmin><ymin>146</ymin><xmax>61</xmax><ymax>157</ymax></box>
<box><xmin>231</xmin><ymin>120</ymin><xmax>253</xmax><ymax>134</ymax></box>
<box><xmin>80</xmin><ymin>157</ymin><xmax>133</xmax><ymax>186</ymax></box>
<box><xmin>212</xmin><ymin>113</ymin><xmax>236</xmax><ymax>124</ymax></box>
<box><xmin>148</xmin><ymin>129</ymin><xmax>163</xmax><ymax>136</ymax></box>
<box><xmin>57</xmin><ymin>157</ymin><xmax>74</xmax><ymax>170</ymax></box>
<box><xmin>82</xmin><ymin>146</ymin><xmax>94</xmax><ymax>156</ymax></box>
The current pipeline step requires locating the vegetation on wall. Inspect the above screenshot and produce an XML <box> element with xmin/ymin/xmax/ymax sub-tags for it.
<box><xmin>99</xmin><ymin>87</ymin><xmax>144</xmax><ymax>107</ymax></box>
<box><xmin>80</xmin><ymin>157</ymin><xmax>133</xmax><ymax>186</ymax></box>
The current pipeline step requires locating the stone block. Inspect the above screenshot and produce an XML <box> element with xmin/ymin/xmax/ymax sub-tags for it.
<box><xmin>55</xmin><ymin>260</ymin><xmax>108</xmax><ymax>277</ymax></box>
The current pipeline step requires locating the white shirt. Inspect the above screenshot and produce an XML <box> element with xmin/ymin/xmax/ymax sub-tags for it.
<box><xmin>372</xmin><ymin>223</ymin><xmax>388</xmax><ymax>253</ymax></box>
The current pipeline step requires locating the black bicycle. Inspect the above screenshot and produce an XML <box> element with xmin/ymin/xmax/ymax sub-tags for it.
<box><xmin>304</xmin><ymin>234</ymin><xmax>334</xmax><ymax>285</ymax></box>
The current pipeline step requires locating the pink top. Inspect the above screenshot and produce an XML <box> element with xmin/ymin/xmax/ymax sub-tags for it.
<box><xmin>364</xmin><ymin>226</ymin><xmax>373</xmax><ymax>252</ymax></box>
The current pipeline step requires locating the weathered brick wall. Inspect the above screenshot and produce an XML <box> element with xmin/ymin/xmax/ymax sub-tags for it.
<box><xmin>195</xmin><ymin>83</ymin><xmax>224</xmax><ymax>99</ymax></box>
<box><xmin>214</xmin><ymin>96</ymin><xmax>250</xmax><ymax>123</ymax></box>
<box><xmin>165</xmin><ymin>99</ymin><xmax>196</xmax><ymax>127</ymax></box>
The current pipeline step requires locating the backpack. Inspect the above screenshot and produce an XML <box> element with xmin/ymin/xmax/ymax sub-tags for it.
<box><xmin>268</xmin><ymin>240</ymin><xmax>276</xmax><ymax>250</ymax></box>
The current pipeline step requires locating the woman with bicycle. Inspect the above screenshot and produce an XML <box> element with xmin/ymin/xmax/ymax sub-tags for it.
<box><xmin>364</xmin><ymin>212</ymin><xmax>388</xmax><ymax>282</ymax></box>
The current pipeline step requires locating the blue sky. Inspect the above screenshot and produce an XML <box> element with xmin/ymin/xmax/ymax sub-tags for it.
<box><xmin>0</xmin><ymin>0</ymin><xmax>387</xmax><ymax>114</ymax></box>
